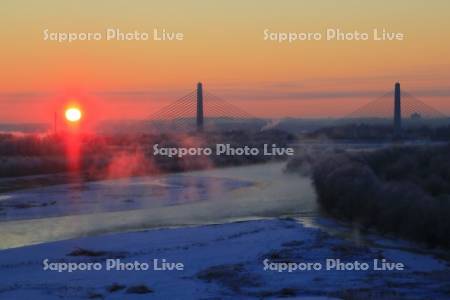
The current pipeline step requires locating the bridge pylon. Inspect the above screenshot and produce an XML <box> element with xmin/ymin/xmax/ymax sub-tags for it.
<box><xmin>196</xmin><ymin>82</ymin><xmax>204</xmax><ymax>132</ymax></box>
<box><xmin>394</xmin><ymin>82</ymin><xmax>402</xmax><ymax>138</ymax></box>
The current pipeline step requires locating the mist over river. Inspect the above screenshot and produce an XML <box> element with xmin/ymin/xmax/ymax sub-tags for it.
<box><xmin>0</xmin><ymin>162</ymin><xmax>317</xmax><ymax>249</ymax></box>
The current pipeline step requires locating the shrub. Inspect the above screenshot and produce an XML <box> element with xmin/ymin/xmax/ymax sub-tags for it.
<box><xmin>287</xmin><ymin>145</ymin><xmax>450</xmax><ymax>249</ymax></box>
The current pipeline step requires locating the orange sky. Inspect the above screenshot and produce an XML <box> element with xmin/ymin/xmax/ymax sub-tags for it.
<box><xmin>1</xmin><ymin>0</ymin><xmax>450</xmax><ymax>123</ymax></box>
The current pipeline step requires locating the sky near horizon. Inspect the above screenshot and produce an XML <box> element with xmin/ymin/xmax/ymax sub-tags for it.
<box><xmin>1</xmin><ymin>0</ymin><xmax>450</xmax><ymax>122</ymax></box>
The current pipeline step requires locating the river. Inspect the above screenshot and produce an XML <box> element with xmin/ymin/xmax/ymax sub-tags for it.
<box><xmin>0</xmin><ymin>162</ymin><xmax>317</xmax><ymax>249</ymax></box>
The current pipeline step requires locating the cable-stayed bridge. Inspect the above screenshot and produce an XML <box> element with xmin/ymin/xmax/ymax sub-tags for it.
<box><xmin>149</xmin><ymin>83</ymin><xmax>255</xmax><ymax>131</ymax></box>
<box><xmin>149</xmin><ymin>82</ymin><xmax>448</xmax><ymax>134</ymax></box>
<box><xmin>347</xmin><ymin>87</ymin><xmax>446</xmax><ymax>120</ymax></box>
<box><xmin>346</xmin><ymin>83</ymin><xmax>448</xmax><ymax>137</ymax></box>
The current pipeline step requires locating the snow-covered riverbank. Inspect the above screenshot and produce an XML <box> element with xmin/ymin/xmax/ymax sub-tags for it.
<box><xmin>0</xmin><ymin>162</ymin><xmax>448</xmax><ymax>299</ymax></box>
<box><xmin>0</xmin><ymin>218</ymin><xmax>448</xmax><ymax>299</ymax></box>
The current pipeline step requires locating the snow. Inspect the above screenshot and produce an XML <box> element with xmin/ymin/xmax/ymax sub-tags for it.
<box><xmin>0</xmin><ymin>218</ymin><xmax>448</xmax><ymax>299</ymax></box>
<box><xmin>0</xmin><ymin>162</ymin><xmax>448</xmax><ymax>299</ymax></box>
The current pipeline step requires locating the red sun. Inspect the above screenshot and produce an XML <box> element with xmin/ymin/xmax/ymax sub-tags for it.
<box><xmin>65</xmin><ymin>107</ymin><xmax>82</xmax><ymax>122</ymax></box>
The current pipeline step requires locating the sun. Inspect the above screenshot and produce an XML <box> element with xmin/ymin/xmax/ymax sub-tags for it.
<box><xmin>65</xmin><ymin>107</ymin><xmax>82</xmax><ymax>122</ymax></box>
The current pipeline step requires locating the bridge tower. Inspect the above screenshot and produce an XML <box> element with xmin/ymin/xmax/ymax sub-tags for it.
<box><xmin>394</xmin><ymin>82</ymin><xmax>402</xmax><ymax>138</ymax></box>
<box><xmin>196</xmin><ymin>82</ymin><xmax>204</xmax><ymax>132</ymax></box>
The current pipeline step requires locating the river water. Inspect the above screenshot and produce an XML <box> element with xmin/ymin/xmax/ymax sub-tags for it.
<box><xmin>0</xmin><ymin>162</ymin><xmax>317</xmax><ymax>249</ymax></box>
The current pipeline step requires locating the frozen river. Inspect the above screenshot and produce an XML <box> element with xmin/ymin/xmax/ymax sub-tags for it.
<box><xmin>0</xmin><ymin>162</ymin><xmax>317</xmax><ymax>249</ymax></box>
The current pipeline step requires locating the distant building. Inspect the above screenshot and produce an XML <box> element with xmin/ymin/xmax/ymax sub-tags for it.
<box><xmin>410</xmin><ymin>112</ymin><xmax>422</xmax><ymax>120</ymax></box>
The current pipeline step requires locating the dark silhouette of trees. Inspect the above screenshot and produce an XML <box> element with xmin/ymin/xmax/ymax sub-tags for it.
<box><xmin>287</xmin><ymin>145</ymin><xmax>450</xmax><ymax>248</ymax></box>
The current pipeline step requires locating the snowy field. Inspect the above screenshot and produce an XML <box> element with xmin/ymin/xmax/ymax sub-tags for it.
<box><xmin>0</xmin><ymin>218</ymin><xmax>448</xmax><ymax>299</ymax></box>
<box><xmin>0</xmin><ymin>162</ymin><xmax>449</xmax><ymax>299</ymax></box>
